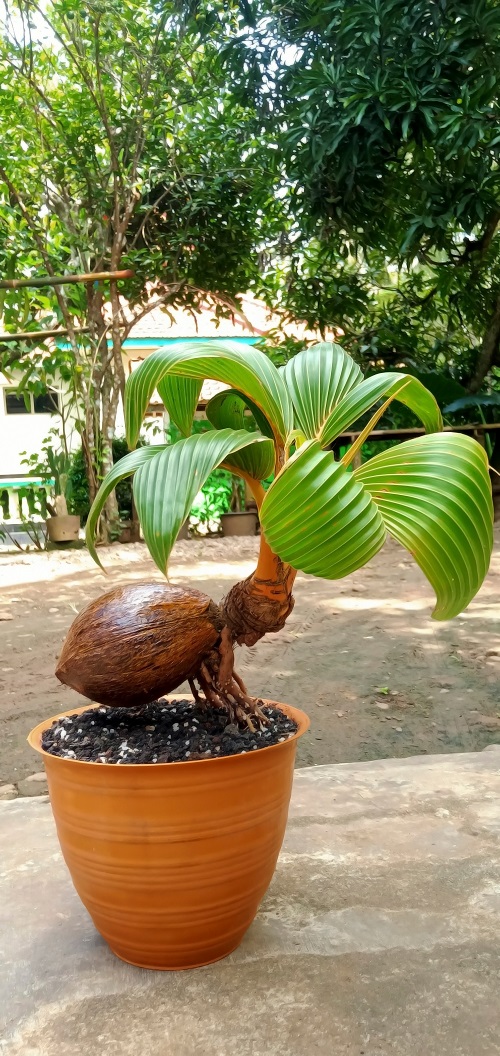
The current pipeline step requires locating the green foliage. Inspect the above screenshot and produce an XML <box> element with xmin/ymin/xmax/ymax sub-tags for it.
<box><xmin>226</xmin><ymin>0</ymin><xmax>500</xmax><ymax>391</ymax></box>
<box><xmin>21</xmin><ymin>433</ymin><xmax>72</xmax><ymax>503</ymax></box>
<box><xmin>110</xmin><ymin>438</ymin><xmax>143</xmax><ymax>521</ymax></box>
<box><xmin>205</xmin><ymin>390</ymin><xmax>275</xmax><ymax>481</ymax></box>
<box><xmin>87</xmin><ymin>340</ymin><xmax>493</xmax><ymax>620</ymax></box>
<box><xmin>0</xmin><ymin>0</ymin><xmax>276</xmax><ymax>316</ymax></box>
<box><xmin>167</xmin><ymin>417</ymin><xmax>237</xmax><ymax>523</ymax></box>
<box><xmin>189</xmin><ymin>468</ymin><xmax>234</xmax><ymax>527</ymax></box>
<box><xmin>261</xmin><ymin>439</ymin><xmax>386</xmax><ymax>577</ymax></box>
<box><xmin>167</xmin><ymin>416</ymin><xmax>239</xmax><ymax>522</ymax></box>
<box><xmin>0</xmin><ymin>0</ymin><xmax>282</xmax><ymax>534</ymax></box>
<box><xmin>267</xmin><ymin>0</ymin><xmax>500</xmax><ymax>254</ymax></box>
<box><xmin>356</xmin><ymin>433</ymin><xmax>493</xmax><ymax>619</ymax></box>
<box><xmin>124</xmin><ymin>341</ymin><xmax>293</xmax><ymax>448</ymax></box>
<box><xmin>67</xmin><ymin>449</ymin><xmax>92</xmax><ymax>521</ymax></box>
<box><xmin>67</xmin><ymin>438</ymin><xmax>145</xmax><ymax>523</ymax></box>
<box><xmin>132</xmin><ymin>429</ymin><xmax>263</xmax><ymax>571</ymax></box>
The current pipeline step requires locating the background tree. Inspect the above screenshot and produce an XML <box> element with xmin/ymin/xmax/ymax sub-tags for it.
<box><xmin>0</xmin><ymin>0</ymin><xmax>278</xmax><ymax>533</ymax></box>
<box><xmin>233</xmin><ymin>0</ymin><xmax>500</xmax><ymax>393</ymax></box>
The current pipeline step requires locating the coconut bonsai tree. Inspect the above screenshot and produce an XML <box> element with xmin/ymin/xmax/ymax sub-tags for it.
<box><xmin>56</xmin><ymin>340</ymin><xmax>493</xmax><ymax>723</ymax></box>
<box><xmin>34</xmin><ymin>338</ymin><xmax>494</xmax><ymax>972</ymax></box>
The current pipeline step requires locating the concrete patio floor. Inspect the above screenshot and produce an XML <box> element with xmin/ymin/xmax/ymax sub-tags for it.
<box><xmin>2</xmin><ymin>749</ymin><xmax>500</xmax><ymax>1056</ymax></box>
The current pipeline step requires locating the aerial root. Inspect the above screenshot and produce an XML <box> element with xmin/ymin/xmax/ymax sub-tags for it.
<box><xmin>191</xmin><ymin>631</ymin><xmax>268</xmax><ymax>731</ymax></box>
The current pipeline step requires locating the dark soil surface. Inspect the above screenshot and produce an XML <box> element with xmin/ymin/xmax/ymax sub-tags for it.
<box><xmin>41</xmin><ymin>699</ymin><xmax>298</xmax><ymax>764</ymax></box>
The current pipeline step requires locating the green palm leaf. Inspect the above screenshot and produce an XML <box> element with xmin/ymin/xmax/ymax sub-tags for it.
<box><xmin>260</xmin><ymin>440</ymin><xmax>386</xmax><ymax>578</ymax></box>
<box><xmin>125</xmin><ymin>341</ymin><xmax>293</xmax><ymax>448</ymax></box>
<box><xmin>206</xmin><ymin>387</ymin><xmax>274</xmax><ymax>438</ymax></box>
<box><xmin>157</xmin><ymin>376</ymin><xmax>202</xmax><ymax>436</ymax></box>
<box><xmin>223</xmin><ymin>442</ymin><xmax>275</xmax><ymax>483</ymax></box>
<box><xmin>355</xmin><ymin>433</ymin><xmax>493</xmax><ymax>619</ymax></box>
<box><xmin>283</xmin><ymin>341</ymin><xmax>363</xmax><ymax>439</ymax></box>
<box><xmin>206</xmin><ymin>390</ymin><xmax>275</xmax><ymax>480</ymax></box>
<box><xmin>133</xmin><ymin>429</ymin><xmax>269</xmax><ymax>573</ymax></box>
<box><xmin>320</xmin><ymin>373</ymin><xmax>442</xmax><ymax>447</ymax></box>
<box><xmin>85</xmin><ymin>446</ymin><xmax>166</xmax><ymax>568</ymax></box>
<box><xmin>206</xmin><ymin>390</ymin><xmax>247</xmax><ymax>430</ymax></box>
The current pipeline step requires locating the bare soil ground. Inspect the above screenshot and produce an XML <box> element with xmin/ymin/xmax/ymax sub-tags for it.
<box><xmin>1</xmin><ymin>530</ymin><xmax>499</xmax><ymax>792</ymax></box>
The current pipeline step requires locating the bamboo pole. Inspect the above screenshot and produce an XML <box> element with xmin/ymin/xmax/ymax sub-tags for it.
<box><xmin>0</xmin><ymin>325</ymin><xmax>91</xmax><ymax>342</ymax></box>
<box><xmin>0</xmin><ymin>269</ymin><xmax>134</xmax><ymax>290</ymax></box>
<box><xmin>0</xmin><ymin>318</ymin><xmax>132</xmax><ymax>341</ymax></box>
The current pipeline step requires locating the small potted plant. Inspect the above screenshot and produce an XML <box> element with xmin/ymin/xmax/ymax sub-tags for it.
<box><xmin>220</xmin><ymin>472</ymin><xmax>259</xmax><ymax>536</ymax></box>
<box><xmin>29</xmin><ymin>341</ymin><xmax>493</xmax><ymax>970</ymax></box>
<box><xmin>22</xmin><ymin>436</ymin><xmax>80</xmax><ymax>543</ymax></box>
<box><xmin>206</xmin><ymin>390</ymin><xmax>259</xmax><ymax>536</ymax></box>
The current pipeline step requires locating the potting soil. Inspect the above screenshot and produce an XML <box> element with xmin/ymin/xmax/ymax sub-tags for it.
<box><xmin>41</xmin><ymin>699</ymin><xmax>299</xmax><ymax>763</ymax></box>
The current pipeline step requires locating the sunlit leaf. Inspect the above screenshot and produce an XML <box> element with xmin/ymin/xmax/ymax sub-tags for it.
<box><xmin>157</xmin><ymin>376</ymin><xmax>202</xmax><ymax>436</ymax></box>
<box><xmin>206</xmin><ymin>386</ymin><xmax>275</xmax><ymax>438</ymax></box>
<box><xmin>283</xmin><ymin>341</ymin><xmax>362</xmax><ymax>438</ymax></box>
<box><xmin>355</xmin><ymin>433</ymin><xmax>493</xmax><ymax>619</ymax></box>
<box><xmin>133</xmin><ymin>428</ymin><xmax>269</xmax><ymax>573</ymax></box>
<box><xmin>85</xmin><ymin>446</ymin><xmax>166</xmax><ymax>568</ymax></box>
<box><xmin>260</xmin><ymin>440</ymin><xmax>386</xmax><ymax>577</ymax></box>
<box><xmin>125</xmin><ymin>341</ymin><xmax>293</xmax><ymax>448</ymax></box>
<box><xmin>206</xmin><ymin>389</ymin><xmax>275</xmax><ymax>480</ymax></box>
<box><xmin>320</xmin><ymin>373</ymin><xmax>443</xmax><ymax>446</ymax></box>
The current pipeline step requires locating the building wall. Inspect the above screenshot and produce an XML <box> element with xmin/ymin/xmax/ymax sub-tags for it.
<box><xmin>0</xmin><ymin>336</ymin><xmax>259</xmax><ymax>479</ymax></box>
<box><xmin>0</xmin><ymin>374</ymin><xmax>55</xmax><ymax>477</ymax></box>
<box><xmin>0</xmin><ymin>372</ymin><xmax>78</xmax><ymax>479</ymax></box>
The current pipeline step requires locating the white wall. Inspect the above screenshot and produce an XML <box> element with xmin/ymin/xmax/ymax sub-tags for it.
<box><xmin>0</xmin><ymin>349</ymin><xmax>167</xmax><ymax>480</ymax></box>
<box><xmin>0</xmin><ymin>373</ymin><xmax>79</xmax><ymax>477</ymax></box>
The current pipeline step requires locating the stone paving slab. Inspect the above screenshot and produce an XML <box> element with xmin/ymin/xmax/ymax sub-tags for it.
<box><xmin>2</xmin><ymin>749</ymin><xmax>500</xmax><ymax>1056</ymax></box>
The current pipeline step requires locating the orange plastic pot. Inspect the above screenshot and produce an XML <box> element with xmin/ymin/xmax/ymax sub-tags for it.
<box><xmin>28</xmin><ymin>699</ymin><xmax>309</xmax><ymax>971</ymax></box>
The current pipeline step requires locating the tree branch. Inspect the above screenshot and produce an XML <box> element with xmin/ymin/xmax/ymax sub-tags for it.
<box><xmin>0</xmin><ymin>270</ymin><xmax>133</xmax><ymax>289</ymax></box>
<box><xmin>461</xmin><ymin>209</ymin><xmax>500</xmax><ymax>263</ymax></box>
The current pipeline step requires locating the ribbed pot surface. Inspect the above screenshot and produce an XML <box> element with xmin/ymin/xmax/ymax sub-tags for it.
<box><xmin>28</xmin><ymin>699</ymin><xmax>309</xmax><ymax>970</ymax></box>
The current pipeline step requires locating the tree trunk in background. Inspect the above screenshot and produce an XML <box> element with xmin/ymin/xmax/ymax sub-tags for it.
<box><xmin>467</xmin><ymin>290</ymin><xmax>500</xmax><ymax>393</ymax></box>
<box><xmin>129</xmin><ymin>496</ymin><xmax>141</xmax><ymax>542</ymax></box>
<box><xmin>82</xmin><ymin>278</ymin><xmax>130</xmax><ymax>540</ymax></box>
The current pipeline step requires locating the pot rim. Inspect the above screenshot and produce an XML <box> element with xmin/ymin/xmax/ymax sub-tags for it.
<box><xmin>27</xmin><ymin>697</ymin><xmax>310</xmax><ymax>769</ymax></box>
<box><xmin>220</xmin><ymin>511</ymin><xmax>258</xmax><ymax>518</ymax></box>
<box><xmin>45</xmin><ymin>514</ymin><xmax>81</xmax><ymax>522</ymax></box>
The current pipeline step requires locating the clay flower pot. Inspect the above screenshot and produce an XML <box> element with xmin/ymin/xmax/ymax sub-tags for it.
<box><xmin>28</xmin><ymin>699</ymin><xmax>309</xmax><ymax>970</ymax></box>
<box><xmin>220</xmin><ymin>511</ymin><xmax>258</xmax><ymax>537</ymax></box>
<box><xmin>45</xmin><ymin>514</ymin><xmax>81</xmax><ymax>543</ymax></box>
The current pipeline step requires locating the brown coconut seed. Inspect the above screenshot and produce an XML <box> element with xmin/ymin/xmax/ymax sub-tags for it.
<box><xmin>56</xmin><ymin>582</ymin><xmax>223</xmax><ymax>708</ymax></box>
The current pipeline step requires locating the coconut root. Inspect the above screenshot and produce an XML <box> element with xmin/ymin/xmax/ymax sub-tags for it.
<box><xmin>191</xmin><ymin>542</ymin><xmax>297</xmax><ymax>728</ymax></box>
<box><xmin>190</xmin><ymin>627</ymin><xmax>268</xmax><ymax>731</ymax></box>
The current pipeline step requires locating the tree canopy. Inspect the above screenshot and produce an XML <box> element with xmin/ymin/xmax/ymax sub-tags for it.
<box><xmin>0</xmin><ymin>0</ymin><xmax>280</xmax><ymax>529</ymax></box>
<box><xmin>229</xmin><ymin>0</ymin><xmax>500</xmax><ymax>393</ymax></box>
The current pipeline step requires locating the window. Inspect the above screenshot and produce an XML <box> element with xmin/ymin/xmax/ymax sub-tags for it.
<box><xmin>34</xmin><ymin>391</ymin><xmax>59</xmax><ymax>414</ymax></box>
<box><xmin>4</xmin><ymin>389</ymin><xmax>60</xmax><ymax>415</ymax></box>
<box><xmin>4</xmin><ymin>390</ymin><xmax>30</xmax><ymax>415</ymax></box>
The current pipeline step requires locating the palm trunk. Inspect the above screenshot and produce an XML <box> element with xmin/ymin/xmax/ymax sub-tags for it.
<box><xmin>188</xmin><ymin>529</ymin><xmax>297</xmax><ymax>727</ymax></box>
<box><xmin>221</xmin><ymin>533</ymin><xmax>296</xmax><ymax>646</ymax></box>
<box><xmin>219</xmin><ymin>479</ymin><xmax>296</xmax><ymax>644</ymax></box>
